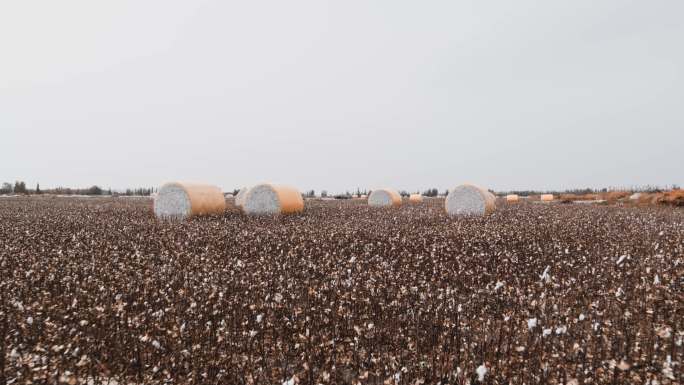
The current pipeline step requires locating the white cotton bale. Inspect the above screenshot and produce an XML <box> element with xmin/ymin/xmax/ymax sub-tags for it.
<box><xmin>445</xmin><ymin>184</ymin><xmax>496</xmax><ymax>216</ymax></box>
<box><xmin>235</xmin><ymin>187</ymin><xmax>250</xmax><ymax>209</ymax></box>
<box><xmin>629</xmin><ymin>193</ymin><xmax>642</xmax><ymax>201</ymax></box>
<box><xmin>409</xmin><ymin>194</ymin><xmax>423</xmax><ymax>203</ymax></box>
<box><xmin>506</xmin><ymin>194</ymin><xmax>519</xmax><ymax>202</ymax></box>
<box><xmin>541</xmin><ymin>194</ymin><xmax>554</xmax><ymax>202</ymax></box>
<box><xmin>154</xmin><ymin>182</ymin><xmax>226</xmax><ymax>219</ymax></box>
<box><xmin>243</xmin><ymin>183</ymin><xmax>304</xmax><ymax>215</ymax></box>
<box><xmin>368</xmin><ymin>189</ymin><xmax>402</xmax><ymax>207</ymax></box>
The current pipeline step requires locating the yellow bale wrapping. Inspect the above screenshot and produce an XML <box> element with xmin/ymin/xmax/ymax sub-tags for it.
<box><xmin>541</xmin><ymin>194</ymin><xmax>554</xmax><ymax>202</ymax></box>
<box><xmin>243</xmin><ymin>183</ymin><xmax>304</xmax><ymax>215</ymax></box>
<box><xmin>154</xmin><ymin>182</ymin><xmax>226</xmax><ymax>219</ymax></box>
<box><xmin>506</xmin><ymin>194</ymin><xmax>519</xmax><ymax>202</ymax></box>
<box><xmin>274</xmin><ymin>185</ymin><xmax>305</xmax><ymax>214</ymax></box>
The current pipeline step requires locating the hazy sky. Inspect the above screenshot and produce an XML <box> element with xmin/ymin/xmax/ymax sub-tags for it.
<box><xmin>2</xmin><ymin>1</ymin><xmax>682</xmax><ymax>193</ymax></box>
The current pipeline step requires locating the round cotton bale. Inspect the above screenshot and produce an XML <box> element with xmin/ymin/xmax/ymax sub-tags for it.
<box><xmin>445</xmin><ymin>184</ymin><xmax>496</xmax><ymax>216</ymax></box>
<box><xmin>506</xmin><ymin>194</ymin><xmax>519</xmax><ymax>203</ymax></box>
<box><xmin>368</xmin><ymin>189</ymin><xmax>402</xmax><ymax>207</ymax></box>
<box><xmin>154</xmin><ymin>182</ymin><xmax>226</xmax><ymax>219</ymax></box>
<box><xmin>243</xmin><ymin>184</ymin><xmax>304</xmax><ymax>215</ymax></box>
<box><xmin>235</xmin><ymin>187</ymin><xmax>250</xmax><ymax>209</ymax></box>
<box><xmin>541</xmin><ymin>194</ymin><xmax>554</xmax><ymax>202</ymax></box>
<box><xmin>409</xmin><ymin>194</ymin><xmax>423</xmax><ymax>203</ymax></box>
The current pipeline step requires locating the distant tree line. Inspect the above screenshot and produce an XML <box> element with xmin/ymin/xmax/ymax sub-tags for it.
<box><xmin>497</xmin><ymin>185</ymin><xmax>681</xmax><ymax>197</ymax></box>
<box><xmin>293</xmin><ymin>185</ymin><xmax>682</xmax><ymax>199</ymax></box>
<box><xmin>0</xmin><ymin>181</ymin><xmax>156</xmax><ymax>196</ymax></box>
<box><xmin>119</xmin><ymin>187</ymin><xmax>155</xmax><ymax>196</ymax></box>
<box><xmin>292</xmin><ymin>188</ymin><xmax>373</xmax><ymax>199</ymax></box>
<box><xmin>6</xmin><ymin>181</ymin><xmax>675</xmax><ymax>198</ymax></box>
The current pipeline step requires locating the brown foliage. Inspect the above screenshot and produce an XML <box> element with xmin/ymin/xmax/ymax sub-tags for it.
<box><xmin>637</xmin><ymin>190</ymin><xmax>684</xmax><ymax>207</ymax></box>
<box><xmin>560</xmin><ymin>192</ymin><xmax>630</xmax><ymax>204</ymax></box>
<box><xmin>1</xmin><ymin>197</ymin><xmax>683</xmax><ymax>384</ymax></box>
<box><xmin>658</xmin><ymin>189</ymin><xmax>684</xmax><ymax>207</ymax></box>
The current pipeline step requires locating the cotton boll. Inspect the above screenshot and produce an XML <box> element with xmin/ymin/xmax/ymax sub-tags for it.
<box><xmin>476</xmin><ymin>364</ymin><xmax>488</xmax><ymax>382</ymax></box>
<box><xmin>540</xmin><ymin>266</ymin><xmax>551</xmax><ymax>282</ymax></box>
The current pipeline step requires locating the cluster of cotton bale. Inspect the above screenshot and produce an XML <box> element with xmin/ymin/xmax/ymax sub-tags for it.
<box><xmin>154</xmin><ymin>180</ymin><xmax>564</xmax><ymax>221</ymax></box>
<box><xmin>154</xmin><ymin>182</ymin><xmax>304</xmax><ymax>219</ymax></box>
<box><xmin>361</xmin><ymin>184</ymin><xmax>500</xmax><ymax>218</ymax></box>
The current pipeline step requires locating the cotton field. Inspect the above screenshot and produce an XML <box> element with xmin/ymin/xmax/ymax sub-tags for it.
<box><xmin>0</xmin><ymin>197</ymin><xmax>682</xmax><ymax>384</ymax></box>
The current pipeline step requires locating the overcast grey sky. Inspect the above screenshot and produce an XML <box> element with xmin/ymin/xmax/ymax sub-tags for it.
<box><xmin>1</xmin><ymin>1</ymin><xmax>682</xmax><ymax>193</ymax></box>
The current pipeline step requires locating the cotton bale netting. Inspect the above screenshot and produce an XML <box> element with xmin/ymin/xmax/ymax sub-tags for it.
<box><xmin>243</xmin><ymin>183</ymin><xmax>304</xmax><ymax>215</ymax></box>
<box><xmin>409</xmin><ymin>194</ymin><xmax>423</xmax><ymax>203</ymax></box>
<box><xmin>541</xmin><ymin>194</ymin><xmax>555</xmax><ymax>202</ymax></box>
<box><xmin>506</xmin><ymin>194</ymin><xmax>520</xmax><ymax>203</ymax></box>
<box><xmin>445</xmin><ymin>184</ymin><xmax>496</xmax><ymax>216</ymax></box>
<box><xmin>235</xmin><ymin>187</ymin><xmax>250</xmax><ymax>209</ymax></box>
<box><xmin>368</xmin><ymin>188</ymin><xmax>402</xmax><ymax>207</ymax></box>
<box><xmin>154</xmin><ymin>182</ymin><xmax>226</xmax><ymax>219</ymax></box>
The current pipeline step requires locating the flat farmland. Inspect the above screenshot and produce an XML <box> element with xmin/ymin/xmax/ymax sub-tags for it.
<box><xmin>1</xmin><ymin>197</ymin><xmax>682</xmax><ymax>384</ymax></box>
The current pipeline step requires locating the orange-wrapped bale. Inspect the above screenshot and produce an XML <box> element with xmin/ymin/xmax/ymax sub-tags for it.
<box><xmin>154</xmin><ymin>182</ymin><xmax>226</xmax><ymax>219</ymax></box>
<box><xmin>541</xmin><ymin>194</ymin><xmax>554</xmax><ymax>202</ymax></box>
<box><xmin>506</xmin><ymin>194</ymin><xmax>519</xmax><ymax>203</ymax></box>
<box><xmin>409</xmin><ymin>194</ymin><xmax>423</xmax><ymax>203</ymax></box>
<box><xmin>243</xmin><ymin>183</ymin><xmax>304</xmax><ymax>215</ymax></box>
<box><xmin>368</xmin><ymin>188</ymin><xmax>402</xmax><ymax>207</ymax></box>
